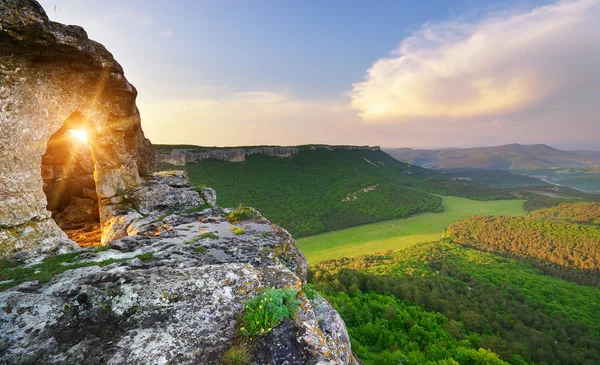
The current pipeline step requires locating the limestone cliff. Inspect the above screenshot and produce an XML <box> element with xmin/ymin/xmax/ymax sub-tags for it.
<box><xmin>0</xmin><ymin>1</ymin><xmax>359</xmax><ymax>364</ymax></box>
<box><xmin>157</xmin><ymin>145</ymin><xmax>380</xmax><ymax>165</ymax></box>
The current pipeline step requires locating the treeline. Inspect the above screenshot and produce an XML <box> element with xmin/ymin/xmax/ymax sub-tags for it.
<box><xmin>529</xmin><ymin>202</ymin><xmax>600</xmax><ymax>225</ymax></box>
<box><xmin>446</xmin><ymin>216</ymin><xmax>600</xmax><ymax>285</ymax></box>
<box><xmin>310</xmin><ymin>242</ymin><xmax>600</xmax><ymax>364</ymax></box>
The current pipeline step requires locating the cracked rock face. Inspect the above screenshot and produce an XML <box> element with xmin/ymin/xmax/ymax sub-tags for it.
<box><xmin>0</xmin><ymin>0</ymin><xmax>155</xmax><ymax>257</ymax></box>
<box><xmin>0</xmin><ymin>207</ymin><xmax>357</xmax><ymax>365</ymax></box>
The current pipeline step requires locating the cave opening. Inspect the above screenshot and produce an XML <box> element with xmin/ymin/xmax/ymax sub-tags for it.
<box><xmin>42</xmin><ymin>111</ymin><xmax>102</xmax><ymax>247</ymax></box>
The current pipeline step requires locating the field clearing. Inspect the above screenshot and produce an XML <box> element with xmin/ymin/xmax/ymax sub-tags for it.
<box><xmin>297</xmin><ymin>196</ymin><xmax>525</xmax><ymax>263</ymax></box>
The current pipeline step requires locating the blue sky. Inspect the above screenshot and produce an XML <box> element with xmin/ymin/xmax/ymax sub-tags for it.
<box><xmin>39</xmin><ymin>0</ymin><xmax>599</xmax><ymax>149</ymax></box>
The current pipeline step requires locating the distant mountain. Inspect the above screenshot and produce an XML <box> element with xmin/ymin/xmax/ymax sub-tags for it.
<box><xmin>384</xmin><ymin>144</ymin><xmax>600</xmax><ymax>170</ymax></box>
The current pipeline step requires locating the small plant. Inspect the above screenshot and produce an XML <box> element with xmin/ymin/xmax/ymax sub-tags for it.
<box><xmin>194</xmin><ymin>246</ymin><xmax>207</xmax><ymax>254</ymax></box>
<box><xmin>200</xmin><ymin>232</ymin><xmax>218</xmax><ymax>239</ymax></box>
<box><xmin>92</xmin><ymin>246</ymin><xmax>111</xmax><ymax>253</ymax></box>
<box><xmin>0</xmin><ymin>252</ymin><xmax>139</xmax><ymax>292</ymax></box>
<box><xmin>239</xmin><ymin>289</ymin><xmax>299</xmax><ymax>339</ymax></box>
<box><xmin>137</xmin><ymin>252</ymin><xmax>153</xmax><ymax>261</ymax></box>
<box><xmin>301</xmin><ymin>284</ymin><xmax>319</xmax><ymax>300</ymax></box>
<box><xmin>180</xmin><ymin>203</ymin><xmax>212</xmax><ymax>214</ymax></box>
<box><xmin>184</xmin><ymin>237</ymin><xmax>200</xmax><ymax>244</ymax></box>
<box><xmin>230</xmin><ymin>226</ymin><xmax>246</xmax><ymax>235</ymax></box>
<box><xmin>262</xmin><ymin>231</ymin><xmax>271</xmax><ymax>238</ymax></box>
<box><xmin>185</xmin><ymin>232</ymin><xmax>218</xmax><ymax>244</ymax></box>
<box><xmin>222</xmin><ymin>345</ymin><xmax>251</xmax><ymax>365</ymax></box>
<box><xmin>228</xmin><ymin>204</ymin><xmax>254</xmax><ymax>223</ymax></box>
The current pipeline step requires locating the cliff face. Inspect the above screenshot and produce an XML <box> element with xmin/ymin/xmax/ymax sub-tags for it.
<box><xmin>158</xmin><ymin>146</ymin><xmax>300</xmax><ymax>165</ymax></box>
<box><xmin>157</xmin><ymin>145</ymin><xmax>381</xmax><ymax>165</ymax></box>
<box><xmin>0</xmin><ymin>1</ymin><xmax>358</xmax><ymax>363</ymax></box>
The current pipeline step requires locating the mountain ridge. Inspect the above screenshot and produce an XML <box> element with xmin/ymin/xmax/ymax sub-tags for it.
<box><xmin>384</xmin><ymin>143</ymin><xmax>600</xmax><ymax>170</ymax></box>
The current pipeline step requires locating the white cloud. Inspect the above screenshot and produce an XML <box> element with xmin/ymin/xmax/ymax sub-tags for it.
<box><xmin>162</xmin><ymin>29</ymin><xmax>174</xmax><ymax>37</ymax></box>
<box><xmin>349</xmin><ymin>0</ymin><xmax>600</xmax><ymax>123</ymax></box>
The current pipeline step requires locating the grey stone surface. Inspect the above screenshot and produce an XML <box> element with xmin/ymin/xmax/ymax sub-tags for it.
<box><xmin>0</xmin><ymin>208</ymin><xmax>357</xmax><ymax>365</ymax></box>
<box><xmin>200</xmin><ymin>187</ymin><xmax>218</xmax><ymax>207</ymax></box>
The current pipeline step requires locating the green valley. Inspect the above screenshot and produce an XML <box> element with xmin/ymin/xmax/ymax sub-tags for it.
<box><xmin>297</xmin><ymin>196</ymin><xmax>525</xmax><ymax>263</ymax></box>
<box><xmin>157</xmin><ymin>145</ymin><xmax>573</xmax><ymax>238</ymax></box>
<box><xmin>159</xmin><ymin>147</ymin><xmax>444</xmax><ymax>237</ymax></box>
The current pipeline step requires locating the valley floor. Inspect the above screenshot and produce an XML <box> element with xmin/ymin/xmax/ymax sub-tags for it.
<box><xmin>297</xmin><ymin>196</ymin><xmax>525</xmax><ymax>263</ymax></box>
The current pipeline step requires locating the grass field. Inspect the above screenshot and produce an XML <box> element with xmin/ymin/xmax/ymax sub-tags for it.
<box><xmin>297</xmin><ymin>196</ymin><xmax>525</xmax><ymax>263</ymax></box>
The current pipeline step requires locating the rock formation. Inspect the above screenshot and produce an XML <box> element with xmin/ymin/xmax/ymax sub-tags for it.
<box><xmin>156</xmin><ymin>145</ymin><xmax>380</xmax><ymax>165</ymax></box>
<box><xmin>0</xmin><ymin>1</ymin><xmax>359</xmax><ymax>364</ymax></box>
<box><xmin>0</xmin><ymin>0</ymin><xmax>155</xmax><ymax>257</ymax></box>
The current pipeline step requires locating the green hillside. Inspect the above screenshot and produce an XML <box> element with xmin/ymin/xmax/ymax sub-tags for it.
<box><xmin>158</xmin><ymin>146</ymin><xmax>537</xmax><ymax>237</ymax></box>
<box><xmin>158</xmin><ymin>146</ymin><xmax>595</xmax><ymax>237</ymax></box>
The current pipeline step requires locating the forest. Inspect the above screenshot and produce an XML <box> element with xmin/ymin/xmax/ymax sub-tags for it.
<box><xmin>163</xmin><ymin>149</ymin><xmax>444</xmax><ymax>236</ymax></box>
<box><xmin>446</xmin><ymin>214</ymin><xmax>600</xmax><ymax>285</ymax></box>
<box><xmin>309</xmin><ymin>241</ymin><xmax>600</xmax><ymax>364</ymax></box>
<box><xmin>529</xmin><ymin>202</ymin><xmax>600</xmax><ymax>224</ymax></box>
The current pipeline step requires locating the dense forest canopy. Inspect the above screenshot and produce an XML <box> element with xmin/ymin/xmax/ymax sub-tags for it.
<box><xmin>446</xmin><ymin>215</ymin><xmax>600</xmax><ymax>285</ymax></box>
<box><xmin>529</xmin><ymin>202</ymin><xmax>600</xmax><ymax>225</ymax></box>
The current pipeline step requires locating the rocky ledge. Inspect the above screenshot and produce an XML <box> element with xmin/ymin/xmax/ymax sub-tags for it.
<box><xmin>0</xmin><ymin>188</ymin><xmax>358</xmax><ymax>364</ymax></box>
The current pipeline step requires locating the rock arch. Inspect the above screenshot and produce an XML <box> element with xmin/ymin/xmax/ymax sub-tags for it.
<box><xmin>42</xmin><ymin>111</ymin><xmax>101</xmax><ymax>246</ymax></box>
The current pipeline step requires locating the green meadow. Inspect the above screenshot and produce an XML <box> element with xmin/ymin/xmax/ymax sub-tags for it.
<box><xmin>297</xmin><ymin>196</ymin><xmax>525</xmax><ymax>263</ymax></box>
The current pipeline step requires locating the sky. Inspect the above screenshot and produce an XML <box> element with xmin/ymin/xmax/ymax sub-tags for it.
<box><xmin>38</xmin><ymin>0</ymin><xmax>600</xmax><ymax>150</ymax></box>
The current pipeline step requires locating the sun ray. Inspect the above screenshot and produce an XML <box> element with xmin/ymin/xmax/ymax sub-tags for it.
<box><xmin>67</xmin><ymin>129</ymin><xmax>88</xmax><ymax>144</ymax></box>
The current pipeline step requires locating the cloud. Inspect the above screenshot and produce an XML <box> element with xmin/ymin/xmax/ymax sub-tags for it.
<box><xmin>162</xmin><ymin>29</ymin><xmax>174</xmax><ymax>37</ymax></box>
<box><xmin>349</xmin><ymin>0</ymin><xmax>600</xmax><ymax>123</ymax></box>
